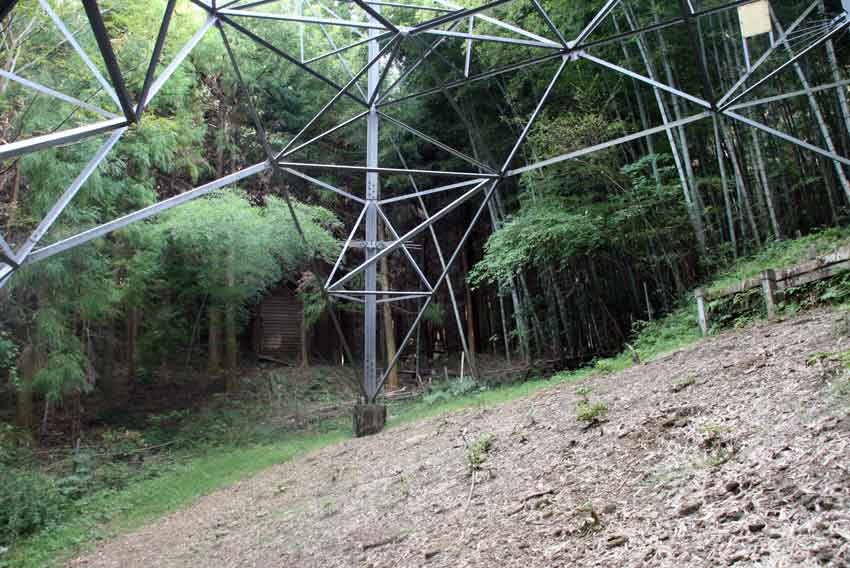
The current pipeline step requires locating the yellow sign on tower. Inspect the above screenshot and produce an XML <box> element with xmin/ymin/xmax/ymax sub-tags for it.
<box><xmin>738</xmin><ymin>0</ymin><xmax>772</xmax><ymax>38</ymax></box>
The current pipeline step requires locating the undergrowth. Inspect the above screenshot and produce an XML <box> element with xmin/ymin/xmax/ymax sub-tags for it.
<box><xmin>9</xmin><ymin>230</ymin><xmax>850</xmax><ymax>566</ymax></box>
<box><xmin>709</xmin><ymin>227</ymin><xmax>850</xmax><ymax>295</ymax></box>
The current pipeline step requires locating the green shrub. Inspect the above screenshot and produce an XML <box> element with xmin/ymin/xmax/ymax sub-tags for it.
<box><xmin>576</xmin><ymin>401</ymin><xmax>608</xmax><ymax>423</ymax></box>
<box><xmin>466</xmin><ymin>434</ymin><xmax>494</xmax><ymax>472</ymax></box>
<box><xmin>422</xmin><ymin>376</ymin><xmax>480</xmax><ymax>405</ymax></box>
<box><xmin>0</xmin><ymin>466</ymin><xmax>67</xmax><ymax>546</ymax></box>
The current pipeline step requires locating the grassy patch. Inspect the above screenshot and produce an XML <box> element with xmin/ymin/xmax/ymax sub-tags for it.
<box><xmin>4</xmin><ymin>431</ymin><xmax>346</xmax><ymax>568</ymax></box>
<box><xmin>709</xmin><ymin>227</ymin><xmax>850</xmax><ymax>295</ymax></box>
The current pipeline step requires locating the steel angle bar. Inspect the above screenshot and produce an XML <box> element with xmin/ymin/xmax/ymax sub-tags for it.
<box><xmin>326</xmin><ymin>203</ymin><xmax>368</xmax><ymax>288</ymax></box>
<box><xmin>305</xmin><ymin>33</ymin><xmax>385</xmax><ymax>65</ymax></box>
<box><xmin>363</xmin><ymin>1</ymin><xmax>454</xmax><ymax>13</ymax></box>
<box><xmin>219</xmin><ymin>8</ymin><xmax>384</xmax><ymax>30</ymax></box>
<box><xmin>376</xmin><ymin>294</ymin><xmax>433</xmax><ymax>303</ymax></box>
<box><xmin>328</xmin><ymin>293</ymin><xmax>366</xmax><ymax>303</ymax></box>
<box><xmin>142</xmin><ymin>16</ymin><xmax>217</xmax><ymax>109</ymax></box>
<box><xmin>328</xmin><ymin>179</ymin><xmax>489</xmax><ymax>291</ymax></box>
<box><xmin>336</xmin><ymin>290</ymin><xmax>432</xmax><ymax>296</ymax></box>
<box><xmin>352</xmin><ymin>0</ymin><xmax>400</xmax><ymax>32</ymax></box>
<box><xmin>530</xmin><ymin>0</ymin><xmax>567</xmax><ymax>47</ymax></box>
<box><xmin>717</xmin><ymin>1</ymin><xmax>821</xmax><ymax>108</ymax></box>
<box><xmin>221</xmin><ymin>0</ymin><xmax>280</xmax><ymax>9</ymax></box>
<box><xmin>81</xmin><ymin>0</ymin><xmax>137</xmax><ymax>123</ymax></box>
<box><xmin>372</xmin><ymin>181</ymin><xmax>497</xmax><ymax>399</ymax></box>
<box><xmin>277</xmin><ymin>161</ymin><xmax>498</xmax><ymax>178</ymax></box>
<box><xmin>310</xmin><ymin>0</ymin><xmax>475</xmax><ymax>381</ymax></box>
<box><xmin>367</xmin><ymin>37</ymin><xmax>403</xmax><ymax>106</ymax></box>
<box><xmin>676</xmin><ymin>0</ymin><xmax>715</xmax><ymax>105</ymax></box>
<box><xmin>219</xmin><ymin>21</ymin><xmax>367</xmax><ymax>401</ymax></box>
<box><xmin>16</xmin><ymin>128</ymin><xmax>126</xmax><ymax>262</ymax></box>
<box><xmin>374</xmin><ymin>204</ymin><xmax>433</xmax><ymax>291</ymax></box>
<box><xmin>501</xmin><ymin>55</ymin><xmax>568</xmax><ymax>173</ymax></box>
<box><xmin>421</xmin><ymin>28</ymin><xmax>562</xmax><ymax>49</ymax></box>
<box><xmin>727</xmin><ymin>79</ymin><xmax>850</xmax><ymax>111</ymax></box>
<box><xmin>0</xmin><ymin>234</ymin><xmax>19</xmax><ymax>268</ymax></box>
<box><xmin>468</xmin><ymin>14</ymin><xmax>555</xmax><ymax>46</ymax></box>
<box><xmin>279</xmin><ymin>110</ymin><xmax>369</xmax><ymax>159</ymax></box>
<box><xmin>464</xmin><ymin>16</ymin><xmax>473</xmax><ymax>78</ymax></box>
<box><xmin>218</xmin><ymin>14</ymin><xmax>367</xmax><ymax>106</ymax></box>
<box><xmin>573</xmin><ymin>0</ymin><xmax>621</xmax><ymax>46</ymax></box>
<box><xmin>506</xmin><ymin>111</ymin><xmax>711</xmax><ymax>177</ymax></box>
<box><xmin>409</xmin><ymin>0</ymin><xmax>515</xmax><ymax>36</ymax></box>
<box><xmin>378</xmin><ymin>178</ymin><xmax>486</xmax><ymax>205</ymax></box>
<box><xmin>579</xmin><ymin>52</ymin><xmax>712</xmax><ymax>110</ymax></box>
<box><xmin>372</xmin><ymin>296</ymin><xmax>432</xmax><ymax>399</ymax></box>
<box><xmin>137</xmin><ymin>0</ymin><xmax>178</xmax><ymax>116</ymax></box>
<box><xmin>303</xmin><ymin>0</ymin><xmax>370</xmax><ymax>100</ymax></box>
<box><xmin>573</xmin><ymin>0</ymin><xmax>755</xmax><ymax>54</ymax></box>
<box><xmin>378</xmin><ymin>112</ymin><xmax>495</xmax><ymax>173</ymax></box>
<box><xmin>280</xmin><ymin>167</ymin><xmax>366</xmax><ymax>203</ymax></box>
<box><xmin>0</xmin><ymin>70</ymin><xmax>117</xmax><ymax>118</ymax></box>
<box><xmin>379</xmin><ymin>50</ymin><xmax>563</xmax><ymax>107</ymax></box>
<box><xmin>721</xmin><ymin>15</ymin><xmax>850</xmax><ymax>110</ymax></box>
<box><xmin>280</xmin><ymin>34</ymin><xmax>399</xmax><ymax>155</ymax></box>
<box><xmin>38</xmin><ymin>0</ymin><xmax>120</xmax><ymax>109</ymax></box>
<box><xmin>392</xmin><ymin>145</ymin><xmax>477</xmax><ymax>381</ymax></box>
<box><xmin>376</xmin><ymin>20</ymin><xmax>462</xmax><ymax>105</ymax></box>
<box><xmin>432</xmin><ymin>0</ymin><xmax>558</xmax><ymax>46</ymax></box>
<box><xmin>26</xmin><ymin>162</ymin><xmax>270</xmax><ymax>264</ymax></box>
<box><xmin>723</xmin><ymin>109</ymin><xmax>850</xmax><ymax>168</ymax></box>
<box><xmin>0</xmin><ymin>117</ymin><xmax>127</xmax><ymax>161</ymax></box>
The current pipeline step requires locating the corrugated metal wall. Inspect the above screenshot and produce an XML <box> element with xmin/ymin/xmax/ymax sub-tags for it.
<box><xmin>256</xmin><ymin>287</ymin><xmax>302</xmax><ymax>361</ymax></box>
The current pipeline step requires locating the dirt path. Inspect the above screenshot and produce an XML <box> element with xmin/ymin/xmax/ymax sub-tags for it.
<box><xmin>71</xmin><ymin>309</ymin><xmax>850</xmax><ymax>567</ymax></box>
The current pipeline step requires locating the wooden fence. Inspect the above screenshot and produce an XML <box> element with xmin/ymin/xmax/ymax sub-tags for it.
<box><xmin>694</xmin><ymin>246</ymin><xmax>850</xmax><ymax>335</ymax></box>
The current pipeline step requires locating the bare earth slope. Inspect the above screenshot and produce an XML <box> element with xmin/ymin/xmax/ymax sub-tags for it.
<box><xmin>71</xmin><ymin>310</ymin><xmax>850</xmax><ymax>568</ymax></box>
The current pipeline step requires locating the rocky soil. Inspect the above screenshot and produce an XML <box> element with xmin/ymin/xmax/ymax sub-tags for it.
<box><xmin>71</xmin><ymin>309</ymin><xmax>850</xmax><ymax>567</ymax></box>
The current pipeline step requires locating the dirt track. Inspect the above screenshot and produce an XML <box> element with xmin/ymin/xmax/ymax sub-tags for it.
<box><xmin>70</xmin><ymin>309</ymin><xmax>850</xmax><ymax>567</ymax></box>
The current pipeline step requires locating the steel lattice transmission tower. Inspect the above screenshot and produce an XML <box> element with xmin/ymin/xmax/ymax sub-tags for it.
<box><xmin>1</xmin><ymin>0</ymin><xmax>850</xmax><ymax>407</ymax></box>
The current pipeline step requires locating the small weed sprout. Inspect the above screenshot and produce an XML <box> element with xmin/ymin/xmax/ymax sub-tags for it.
<box><xmin>466</xmin><ymin>434</ymin><xmax>494</xmax><ymax>473</ymax></box>
<box><xmin>320</xmin><ymin>499</ymin><xmax>338</xmax><ymax>518</ymax></box>
<box><xmin>574</xmin><ymin>385</ymin><xmax>593</xmax><ymax>398</ymax></box>
<box><xmin>574</xmin><ymin>385</ymin><xmax>608</xmax><ymax>425</ymax></box>
<box><xmin>671</xmin><ymin>376</ymin><xmax>696</xmax><ymax>393</ymax></box>
<box><xmin>806</xmin><ymin>351</ymin><xmax>833</xmax><ymax>367</ymax></box>
<box><xmin>576</xmin><ymin>401</ymin><xmax>609</xmax><ymax>423</ymax></box>
<box><xmin>699</xmin><ymin>423</ymin><xmax>734</xmax><ymax>468</ymax></box>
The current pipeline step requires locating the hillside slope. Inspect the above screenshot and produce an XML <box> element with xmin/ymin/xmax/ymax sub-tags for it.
<box><xmin>70</xmin><ymin>309</ymin><xmax>850</xmax><ymax>568</ymax></box>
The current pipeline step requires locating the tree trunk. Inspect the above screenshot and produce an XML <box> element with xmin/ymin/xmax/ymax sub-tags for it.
<box><xmin>379</xmin><ymin>225</ymin><xmax>399</xmax><ymax>390</ymax></box>
<box><xmin>100</xmin><ymin>323</ymin><xmax>124</xmax><ymax>406</ymax></box>
<box><xmin>15</xmin><ymin>345</ymin><xmax>36</xmax><ymax>437</ymax></box>
<box><xmin>208</xmin><ymin>304</ymin><xmax>221</xmax><ymax>384</ymax></box>
<box><xmin>300</xmin><ymin>305</ymin><xmax>310</xmax><ymax>369</ymax></box>
<box><xmin>126</xmin><ymin>307</ymin><xmax>139</xmax><ymax>384</ymax></box>
<box><xmin>624</xmin><ymin>6</ymin><xmax>706</xmax><ymax>251</ymax></box>
<box><xmin>751</xmin><ymin>126</ymin><xmax>783</xmax><ymax>239</ymax></box>
<box><xmin>771</xmin><ymin>7</ymin><xmax>850</xmax><ymax>204</ymax></box>
<box><xmin>224</xmin><ymin>258</ymin><xmax>238</xmax><ymax>394</ymax></box>
<box><xmin>460</xmin><ymin>246</ymin><xmax>477</xmax><ymax>371</ymax></box>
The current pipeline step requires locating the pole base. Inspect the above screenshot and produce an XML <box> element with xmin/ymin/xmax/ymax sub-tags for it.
<box><xmin>353</xmin><ymin>404</ymin><xmax>387</xmax><ymax>437</ymax></box>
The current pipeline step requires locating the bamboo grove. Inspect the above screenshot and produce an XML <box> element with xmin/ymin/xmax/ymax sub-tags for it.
<box><xmin>1</xmin><ymin>0</ymin><xmax>849</xmax><ymax>439</ymax></box>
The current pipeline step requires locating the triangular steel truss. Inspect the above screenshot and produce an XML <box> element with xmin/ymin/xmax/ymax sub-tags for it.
<box><xmin>2</xmin><ymin>0</ymin><xmax>850</xmax><ymax>402</ymax></box>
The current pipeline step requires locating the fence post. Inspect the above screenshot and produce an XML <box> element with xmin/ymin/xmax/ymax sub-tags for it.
<box><xmin>695</xmin><ymin>288</ymin><xmax>709</xmax><ymax>336</ymax></box>
<box><xmin>761</xmin><ymin>269</ymin><xmax>778</xmax><ymax>320</ymax></box>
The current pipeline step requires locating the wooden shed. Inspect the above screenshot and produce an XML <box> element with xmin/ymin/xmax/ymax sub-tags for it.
<box><xmin>252</xmin><ymin>285</ymin><xmax>303</xmax><ymax>362</ymax></box>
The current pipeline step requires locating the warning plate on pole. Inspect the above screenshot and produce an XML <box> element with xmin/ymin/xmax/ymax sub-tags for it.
<box><xmin>738</xmin><ymin>0</ymin><xmax>772</xmax><ymax>38</ymax></box>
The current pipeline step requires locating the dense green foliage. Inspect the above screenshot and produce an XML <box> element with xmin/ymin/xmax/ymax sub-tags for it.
<box><xmin>2</xmin><ymin>0</ymin><xmax>850</xmax><ymax>559</ymax></box>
